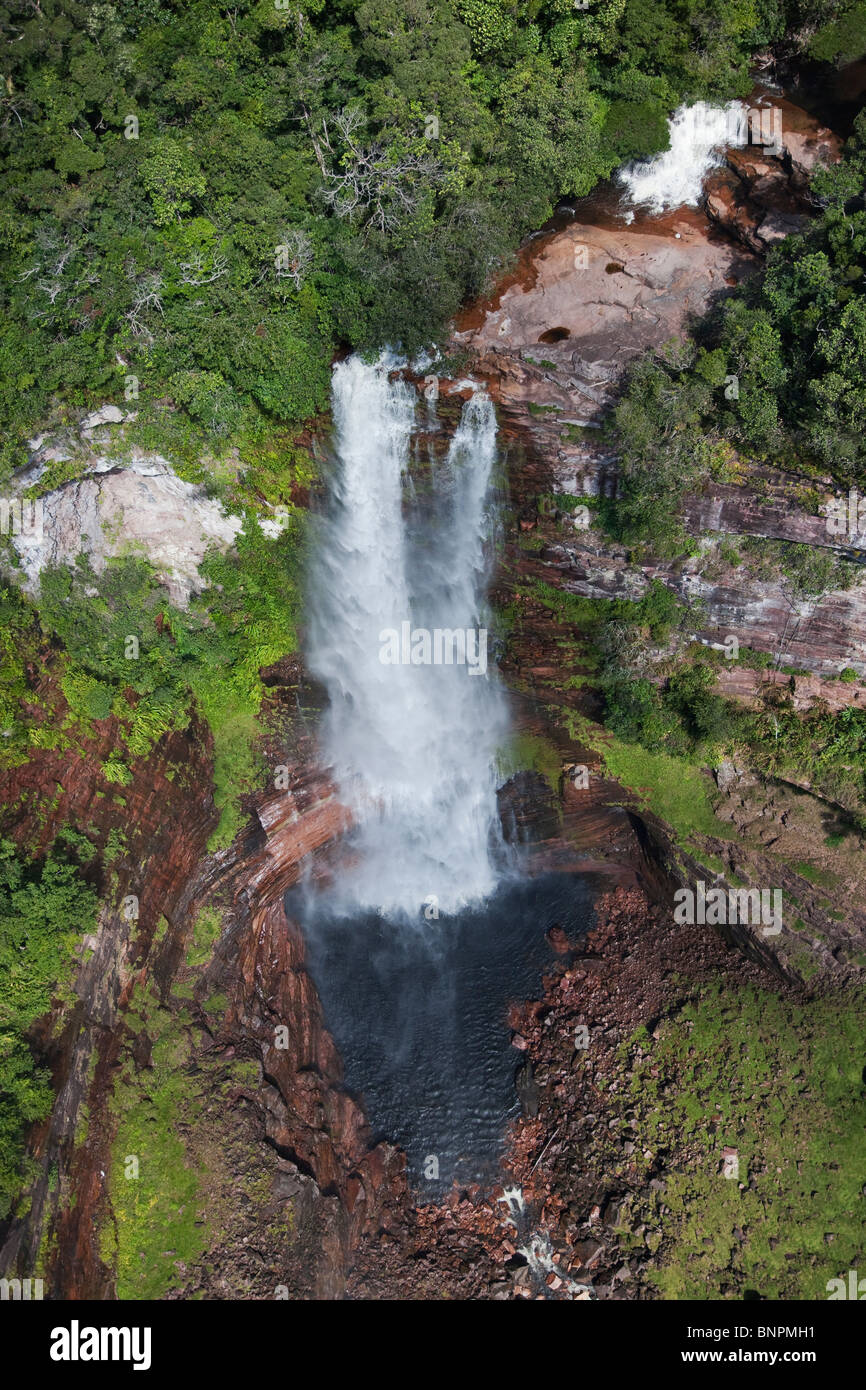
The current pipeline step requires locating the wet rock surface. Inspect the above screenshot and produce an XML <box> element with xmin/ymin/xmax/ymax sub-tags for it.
<box><xmin>703</xmin><ymin>92</ymin><xmax>840</xmax><ymax>251</ymax></box>
<box><xmin>456</xmin><ymin>219</ymin><xmax>755</xmax><ymax>424</ymax></box>
<box><xmin>343</xmin><ymin>885</ymin><xmax>793</xmax><ymax>1300</ymax></box>
<box><xmin>0</xmin><ymin>652</ymin><xmax>402</xmax><ymax>1298</ymax></box>
<box><xmin>0</xmin><ymin>695</ymin><xmax>221</xmax><ymax>1295</ymax></box>
<box><xmin>451</xmin><ymin>85</ymin><xmax>866</xmax><ymax>686</ymax></box>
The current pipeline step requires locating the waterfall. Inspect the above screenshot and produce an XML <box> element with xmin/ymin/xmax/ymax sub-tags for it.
<box><xmin>307</xmin><ymin>353</ymin><xmax>508</xmax><ymax>921</ymax></box>
<box><xmin>619</xmin><ymin>100</ymin><xmax>750</xmax><ymax>213</ymax></box>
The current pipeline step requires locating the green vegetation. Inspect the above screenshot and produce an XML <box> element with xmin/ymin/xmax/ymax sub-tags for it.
<box><xmin>0</xmin><ymin>0</ymin><xmax>849</xmax><ymax>470</ymax></box>
<box><xmin>791</xmin><ymin>858</ymin><xmax>839</xmax><ymax>888</ymax></box>
<box><xmin>743</xmin><ymin>701</ymin><xmax>866</xmax><ymax>812</ymax></box>
<box><xmin>106</xmin><ymin>988</ymin><xmax>212</xmax><ymax>1299</ymax></box>
<box><xmin>32</xmin><ymin>506</ymin><xmax>304</xmax><ymax>846</ymax></box>
<box><xmin>528</xmin><ymin>574</ymin><xmax>686</xmax><ymax>643</ymax></box>
<box><xmin>521</xmin><ymin>558</ymin><xmax>866</xmax><ymax>852</ymax></box>
<box><xmin>496</xmin><ymin>728</ymin><xmax>562</xmax><ymax>793</ymax></box>
<box><xmin>1</xmin><ymin>0</ymin><xmax>860</xmax><ymax>840</ymax></box>
<box><xmin>185</xmin><ymin>906</ymin><xmax>222</xmax><ymax>969</ymax></box>
<box><xmin>623</xmin><ymin>982</ymin><xmax>866</xmax><ymax>1299</ymax></box>
<box><xmin>104</xmin><ymin>972</ymin><xmax>266</xmax><ymax>1299</ymax></box>
<box><xmin>0</xmin><ymin>582</ymin><xmax>44</xmax><ymax>767</ymax></box>
<box><xmin>526</xmin><ymin>553</ymin><xmax>866</xmax><ymax>816</ymax></box>
<box><xmin>600</xmin><ymin>641</ymin><xmax>866</xmax><ymax>818</ymax></box>
<box><xmin>739</xmin><ymin>537</ymin><xmax>857</xmax><ymax>595</ymax></box>
<box><xmin>808</xmin><ymin>0</ymin><xmax>866</xmax><ymax>63</ymax></box>
<box><xmin>602</xmin><ymin>737</ymin><xmax>735</xmax><ymax>841</ymax></box>
<box><xmin>0</xmin><ymin>839</ymin><xmax>97</xmax><ymax>1217</ymax></box>
<box><xmin>2</xmin><ymin>0</ymin><xmax>866</xmax><ymax>1278</ymax></box>
<box><xmin>527</xmin><ymin>576</ymin><xmax>734</xmax><ymax>763</ymax></box>
<box><xmin>5</xmin><ymin>0</ymin><xmax>813</xmax><ymax>862</ymax></box>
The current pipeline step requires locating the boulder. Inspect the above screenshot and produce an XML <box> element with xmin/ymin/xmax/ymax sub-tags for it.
<box><xmin>80</xmin><ymin>404</ymin><xmax>125</xmax><ymax>434</ymax></box>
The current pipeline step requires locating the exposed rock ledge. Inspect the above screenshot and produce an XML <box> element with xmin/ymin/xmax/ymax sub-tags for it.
<box><xmin>455</xmin><ymin>220</ymin><xmax>755</xmax><ymax>422</ymax></box>
<box><xmin>8</xmin><ymin>450</ymin><xmax>244</xmax><ymax>607</ymax></box>
<box><xmin>703</xmin><ymin>92</ymin><xmax>841</xmax><ymax>252</ymax></box>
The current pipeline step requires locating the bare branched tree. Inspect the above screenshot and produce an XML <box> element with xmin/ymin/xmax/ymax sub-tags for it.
<box><xmin>124</xmin><ymin>263</ymin><xmax>164</xmax><ymax>341</ymax></box>
<box><xmin>1</xmin><ymin>69</ymin><xmax>36</xmax><ymax>131</ymax></box>
<box><xmin>178</xmin><ymin>249</ymin><xmax>229</xmax><ymax>286</ymax></box>
<box><xmin>23</xmin><ymin>227</ymin><xmax>79</xmax><ymax>314</ymax></box>
<box><xmin>34</xmin><ymin>226</ymin><xmax>78</xmax><ymax>274</ymax></box>
<box><xmin>286</xmin><ymin>43</ymin><xmax>339</xmax><ymax>176</ymax></box>
<box><xmin>318</xmin><ymin>106</ymin><xmax>446</xmax><ymax>234</ymax></box>
<box><xmin>36</xmin><ymin>278</ymin><xmax>63</xmax><ymax>305</ymax></box>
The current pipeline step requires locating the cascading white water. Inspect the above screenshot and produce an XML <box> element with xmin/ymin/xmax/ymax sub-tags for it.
<box><xmin>619</xmin><ymin>100</ymin><xmax>750</xmax><ymax>213</ymax></box>
<box><xmin>307</xmin><ymin>352</ymin><xmax>508</xmax><ymax>921</ymax></box>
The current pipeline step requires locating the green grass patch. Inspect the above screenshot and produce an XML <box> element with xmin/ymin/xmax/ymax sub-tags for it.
<box><xmin>185</xmin><ymin>907</ymin><xmax>223</xmax><ymax>970</ymax></box>
<box><xmin>496</xmin><ymin>731</ymin><xmax>563</xmax><ymax>792</ymax></box>
<box><xmin>793</xmin><ymin>859</ymin><xmax>839</xmax><ymax>889</ymax></box>
<box><xmin>106</xmin><ymin>993</ymin><xmax>211</xmax><ymax>1300</ymax></box>
<box><xmin>628</xmin><ymin>982</ymin><xmax>866</xmax><ymax>1299</ymax></box>
<box><xmin>202</xmin><ymin>992</ymin><xmax>229</xmax><ymax>1016</ymax></box>
<box><xmin>601</xmin><ymin>739</ymin><xmax>736</xmax><ymax>843</ymax></box>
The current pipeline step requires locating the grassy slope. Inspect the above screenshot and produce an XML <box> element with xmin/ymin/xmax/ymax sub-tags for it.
<box><xmin>623</xmin><ymin>983</ymin><xmax>866</xmax><ymax>1299</ymax></box>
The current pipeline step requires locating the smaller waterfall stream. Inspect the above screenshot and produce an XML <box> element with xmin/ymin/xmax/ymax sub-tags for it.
<box><xmin>619</xmin><ymin>99</ymin><xmax>751</xmax><ymax>212</ymax></box>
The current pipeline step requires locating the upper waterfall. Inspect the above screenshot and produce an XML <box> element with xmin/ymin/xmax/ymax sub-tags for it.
<box><xmin>306</xmin><ymin>353</ymin><xmax>508</xmax><ymax>921</ymax></box>
<box><xmin>618</xmin><ymin>100</ymin><xmax>750</xmax><ymax>213</ymax></box>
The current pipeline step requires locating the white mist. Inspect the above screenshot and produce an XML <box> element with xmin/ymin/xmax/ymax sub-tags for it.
<box><xmin>307</xmin><ymin>353</ymin><xmax>508</xmax><ymax>921</ymax></box>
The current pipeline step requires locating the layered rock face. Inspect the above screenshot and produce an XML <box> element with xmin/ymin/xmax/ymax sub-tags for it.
<box><xmin>8</xmin><ymin>410</ymin><xmax>304</xmax><ymax>608</ymax></box>
<box><xmin>0</xmin><ymin>668</ymin><xmax>406</xmax><ymax>1299</ymax></box>
<box><xmin>703</xmin><ymin>90</ymin><xmax>841</xmax><ymax>251</ymax></box>
<box><xmin>0</xmin><ymin>708</ymin><xmax>221</xmax><ymax>1295</ymax></box>
<box><xmin>201</xmin><ymin>779</ymin><xmax>409</xmax><ymax>1297</ymax></box>
<box><xmin>529</xmin><ymin>531</ymin><xmax>866</xmax><ymax>680</ymax></box>
<box><xmin>449</xmin><ymin>83</ymin><xmax>866</xmax><ymax>992</ymax></box>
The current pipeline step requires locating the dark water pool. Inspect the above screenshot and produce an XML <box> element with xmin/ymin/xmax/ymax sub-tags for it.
<box><xmin>288</xmin><ymin>872</ymin><xmax>595</xmax><ymax>1199</ymax></box>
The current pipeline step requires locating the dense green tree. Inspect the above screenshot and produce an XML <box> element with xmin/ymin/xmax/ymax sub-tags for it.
<box><xmin>0</xmin><ymin>0</ymin><xmax>827</xmax><ymax>458</ymax></box>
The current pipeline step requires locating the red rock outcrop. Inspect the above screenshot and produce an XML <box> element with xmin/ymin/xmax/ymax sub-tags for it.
<box><xmin>456</xmin><ymin>220</ymin><xmax>756</xmax><ymax>424</ymax></box>
<box><xmin>703</xmin><ymin>92</ymin><xmax>840</xmax><ymax>251</ymax></box>
<box><xmin>0</xmin><ymin>667</ymin><xmax>407</xmax><ymax>1297</ymax></box>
